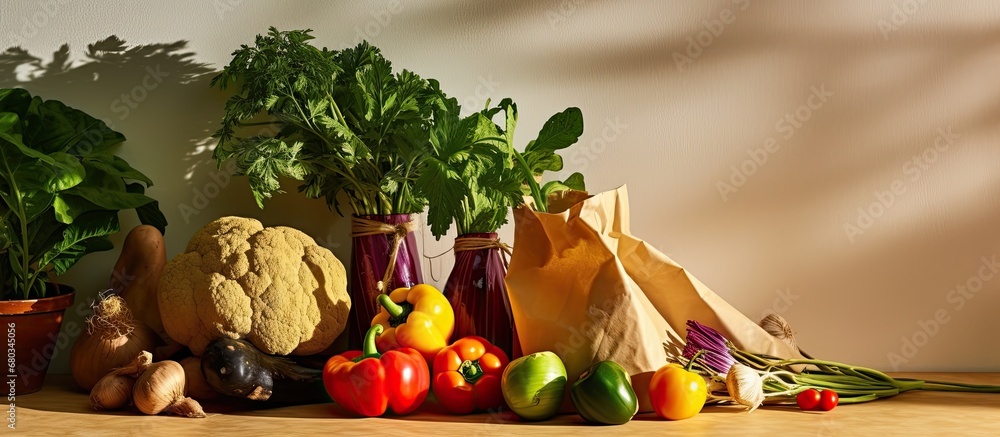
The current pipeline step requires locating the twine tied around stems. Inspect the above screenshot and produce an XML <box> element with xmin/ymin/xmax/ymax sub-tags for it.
<box><xmin>351</xmin><ymin>216</ymin><xmax>416</xmax><ymax>293</ymax></box>
<box><xmin>454</xmin><ymin>237</ymin><xmax>513</xmax><ymax>269</ymax></box>
<box><xmin>425</xmin><ymin>237</ymin><xmax>514</xmax><ymax>281</ymax></box>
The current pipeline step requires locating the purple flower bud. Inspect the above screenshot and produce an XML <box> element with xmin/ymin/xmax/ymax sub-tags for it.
<box><xmin>683</xmin><ymin>320</ymin><xmax>736</xmax><ymax>374</ymax></box>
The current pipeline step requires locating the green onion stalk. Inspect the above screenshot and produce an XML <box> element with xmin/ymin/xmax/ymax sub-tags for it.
<box><xmin>680</xmin><ymin>320</ymin><xmax>1000</xmax><ymax>406</ymax></box>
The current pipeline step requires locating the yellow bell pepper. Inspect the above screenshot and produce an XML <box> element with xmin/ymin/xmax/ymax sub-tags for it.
<box><xmin>371</xmin><ymin>284</ymin><xmax>455</xmax><ymax>362</ymax></box>
<box><xmin>649</xmin><ymin>351</ymin><xmax>708</xmax><ymax>420</ymax></box>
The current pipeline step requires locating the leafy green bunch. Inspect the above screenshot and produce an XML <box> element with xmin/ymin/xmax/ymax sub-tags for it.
<box><xmin>417</xmin><ymin>96</ymin><xmax>586</xmax><ymax>238</ymax></box>
<box><xmin>211</xmin><ymin>28</ymin><xmax>444</xmax><ymax>215</ymax></box>
<box><xmin>0</xmin><ymin>88</ymin><xmax>166</xmax><ymax>299</ymax></box>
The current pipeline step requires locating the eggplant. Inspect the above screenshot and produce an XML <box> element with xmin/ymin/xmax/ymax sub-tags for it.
<box><xmin>201</xmin><ymin>338</ymin><xmax>329</xmax><ymax>403</ymax></box>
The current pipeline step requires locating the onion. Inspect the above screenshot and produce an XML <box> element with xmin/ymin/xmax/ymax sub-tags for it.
<box><xmin>501</xmin><ymin>351</ymin><xmax>567</xmax><ymax>421</ymax></box>
<box><xmin>133</xmin><ymin>360</ymin><xmax>206</xmax><ymax>418</ymax></box>
<box><xmin>70</xmin><ymin>293</ymin><xmax>157</xmax><ymax>390</ymax></box>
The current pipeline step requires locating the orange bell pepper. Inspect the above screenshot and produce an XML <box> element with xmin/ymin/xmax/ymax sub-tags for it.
<box><xmin>432</xmin><ymin>336</ymin><xmax>509</xmax><ymax>414</ymax></box>
<box><xmin>371</xmin><ymin>284</ymin><xmax>455</xmax><ymax>362</ymax></box>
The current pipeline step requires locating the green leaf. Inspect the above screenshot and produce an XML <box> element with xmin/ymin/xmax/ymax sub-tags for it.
<box><xmin>26</xmin><ymin>216</ymin><xmax>66</xmax><ymax>263</ymax></box>
<box><xmin>64</xmin><ymin>186</ymin><xmax>156</xmax><ymax>210</ymax></box>
<box><xmin>0</xmin><ymin>189</ymin><xmax>53</xmax><ymax>224</ymax></box>
<box><xmin>562</xmin><ymin>172</ymin><xmax>586</xmax><ymax>191</ymax></box>
<box><xmin>0</xmin><ymin>112</ymin><xmax>22</xmax><ymax>134</ymax></box>
<box><xmin>0</xmin><ymin>219</ymin><xmax>10</xmax><ymax>252</ymax></box>
<box><xmin>45</xmin><ymin>152</ymin><xmax>86</xmax><ymax>192</ymax></box>
<box><xmin>37</xmin><ymin>210</ymin><xmax>119</xmax><ymax>276</ymax></box>
<box><xmin>7</xmin><ymin>243</ymin><xmax>25</xmax><ymax>279</ymax></box>
<box><xmin>525</xmin><ymin>152</ymin><xmax>563</xmax><ymax>176</ymax></box>
<box><xmin>0</xmin><ymin>130</ymin><xmax>55</xmax><ymax>164</ymax></box>
<box><xmin>126</xmin><ymin>183</ymin><xmax>167</xmax><ymax>235</ymax></box>
<box><xmin>0</xmin><ymin>89</ymin><xmax>33</xmax><ymax>116</ymax></box>
<box><xmin>526</xmin><ymin>107</ymin><xmax>584</xmax><ymax>154</ymax></box>
<box><xmin>23</xmin><ymin>98</ymin><xmax>125</xmax><ymax>155</ymax></box>
<box><xmin>541</xmin><ymin>180</ymin><xmax>570</xmax><ymax>199</ymax></box>
<box><xmin>224</xmin><ymin>137</ymin><xmax>306</xmax><ymax>208</ymax></box>
<box><xmin>417</xmin><ymin>157</ymin><xmax>466</xmax><ymax>238</ymax></box>
<box><xmin>0</xmin><ymin>132</ymin><xmax>84</xmax><ymax>194</ymax></box>
<box><xmin>82</xmin><ymin>154</ymin><xmax>153</xmax><ymax>186</ymax></box>
<box><xmin>52</xmin><ymin>194</ymin><xmax>97</xmax><ymax>224</ymax></box>
<box><xmin>500</xmin><ymin>98</ymin><xmax>517</xmax><ymax>146</ymax></box>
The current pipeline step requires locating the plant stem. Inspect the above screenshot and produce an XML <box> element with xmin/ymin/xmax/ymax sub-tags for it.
<box><xmin>360</xmin><ymin>325</ymin><xmax>383</xmax><ymax>360</ymax></box>
<box><xmin>916</xmin><ymin>380</ymin><xmax>1000</xmax><ymax>393</ymax></box>
<box><xmin>8</xmin><ymin>172</ymin><xmax>33</xmax><ymax>299</ymax></box>
<box><xmin>686</xmin><ymin>349</ymin><xmax>706</xmax><ymax>372</ymax></box>
<box><xmin>512</xmin><ymin>150</ymin><xmax>545</xmax><ymax>212</ymax></box>
<box><xmin>377</xmin><ymin>294</ymin><xmax>406</xmax><ymax>319</ymax></box>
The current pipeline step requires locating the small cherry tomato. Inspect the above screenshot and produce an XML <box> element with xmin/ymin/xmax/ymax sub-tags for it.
<box><xmin>818</xmin><ymin>389</ymin><xmax>839</xmax><ymax>411</ymax></box>
<box><xmin>796</xmin><ymin>388</ymin><xmax>821</xmax><ymax>410</ymax></box>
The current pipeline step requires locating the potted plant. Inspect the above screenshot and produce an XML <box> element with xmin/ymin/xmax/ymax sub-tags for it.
<box><xmin>211</xmin><ymin>28</ymin><xmax>449</xmax><ymax>347</ymax></box>
<box><xmin>416</xmin><ymin>96</ymin><xmax>586</xmax><ymax>358</ymax></box>
<box><xmin>0</xmin><ymin>88</ymin><xmax>166</xmax><ymax>394</ymax></box>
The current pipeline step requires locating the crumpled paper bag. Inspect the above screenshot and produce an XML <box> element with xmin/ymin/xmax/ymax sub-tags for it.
<box><xmin>505</xmin><ymin>185</ymin><xmax>801</xmax><ymax>412</ymax></box>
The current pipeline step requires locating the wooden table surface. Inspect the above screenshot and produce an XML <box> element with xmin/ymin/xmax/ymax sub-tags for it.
<box><xmin>10</xmin><ymin>373</ymin><xmax>1000</xmax><ymax>436</ymax></box>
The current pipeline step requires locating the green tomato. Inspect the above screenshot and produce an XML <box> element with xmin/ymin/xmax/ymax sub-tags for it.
<box><xmin>501</xmin><ymin>351</ymin><xmax>567</xmax><ymax>421</ymax></box>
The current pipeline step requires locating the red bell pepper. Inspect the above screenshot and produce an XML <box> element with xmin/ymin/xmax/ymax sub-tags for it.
<box><xmin>432</xmin><ymin>336</ymin><xmax>509</xmax><ymax>414</ymax></box>
<box><xmin>323</xmin><ymin>325</ymin><xmax>429</xmax><ymax>416</ymax></box>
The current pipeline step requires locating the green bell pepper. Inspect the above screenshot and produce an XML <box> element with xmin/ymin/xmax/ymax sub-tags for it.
<box><xmin>570</xmin><ymin>360</ymin><xmax>639</xmax><ymax>425</ymax></box>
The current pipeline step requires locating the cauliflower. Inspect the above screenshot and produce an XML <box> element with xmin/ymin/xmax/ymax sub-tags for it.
<box><xmin>159</xmin><ymin>216</ymin><xmax>350</xmax><ymax>356</ymax></box>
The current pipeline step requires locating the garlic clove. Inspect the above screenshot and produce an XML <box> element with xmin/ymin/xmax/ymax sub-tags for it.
<box><xmin>726</xmin><ymin>363</ymin><xmax>765</xmax><ymax>413</ymax></box>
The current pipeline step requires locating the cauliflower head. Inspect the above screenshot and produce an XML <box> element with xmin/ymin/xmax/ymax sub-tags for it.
<box><xmin>159</xmin><ymin>216</ymin><xmax>350</xmax><ymax>356</ymax></box>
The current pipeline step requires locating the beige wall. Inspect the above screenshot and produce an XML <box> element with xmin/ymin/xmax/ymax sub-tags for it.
<box><xmin>2</xmin><ymin>0</ymin><xmax>998</xmax><ymax>373</ymax></box>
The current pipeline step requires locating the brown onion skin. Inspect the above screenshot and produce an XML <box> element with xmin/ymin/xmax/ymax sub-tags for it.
<box><xmin>70</xmin><ymin>322</ymin><xmax>156</xmax><ymax>390</ymax></box>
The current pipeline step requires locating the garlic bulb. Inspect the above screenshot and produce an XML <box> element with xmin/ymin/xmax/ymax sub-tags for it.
<box><xmin>89</xmin><ymin>351</ymin><xmax>152</xmax><ymax>411</ymax></box>
<box><xmin>760</xmin><ymin>313</ymin><xmax>813</xmax><ymax>358</ymax></box>
<box><xmin>70</xmin><ymin>293</ymin><xmax>157</xmax><ymax>390</ymax></box>
<box><xmin>133</xmin><ymin>360</ymin><xmax>206</xmax><ymax>418</ymax></box>
<box><xmin>760</xmin><ymin>313</ymin><xmax>796</xmax><ymax>346</ymax></box>
<box><xmin>90</xmin><ymin>375</ymin><xmax>135</xmax><ymax>411</ymax></box>
<box><xmin>726</xmin><ymin>364</ymin><xmax>765</xmax><ymax>412</ymax></box>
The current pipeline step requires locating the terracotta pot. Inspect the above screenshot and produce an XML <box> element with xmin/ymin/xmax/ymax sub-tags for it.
<box><xmin>0</xmin><ymin>284</ymin><xmax>75</xmax><ymax>395</ymax></box>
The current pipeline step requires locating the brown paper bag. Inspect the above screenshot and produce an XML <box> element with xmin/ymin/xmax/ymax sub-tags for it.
<box><xmin>505</xmin><ymin>185</ymin><xmax>801</xmax><ymax>412</ymax></box>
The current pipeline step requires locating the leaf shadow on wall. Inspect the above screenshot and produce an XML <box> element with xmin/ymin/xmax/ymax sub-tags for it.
<box><xmin>0</xmin><ymin>37</ymin><xmax>224</xmax><ymax>227</ymax></box>
<box><xmin>0</xmin><ymin>37</ymin><xmax>344</xmax><ymax>248</ymax></box>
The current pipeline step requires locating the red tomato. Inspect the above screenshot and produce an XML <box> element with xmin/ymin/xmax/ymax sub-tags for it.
<box><xmin>796</xmin><ymin>388</ymin><xmax>821</xmax><ymax>410</ymax></box>
<box><xmin>818</xmin><ymin>390</ymin><xmax>839</xmax><ymax>411</ymax></box>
